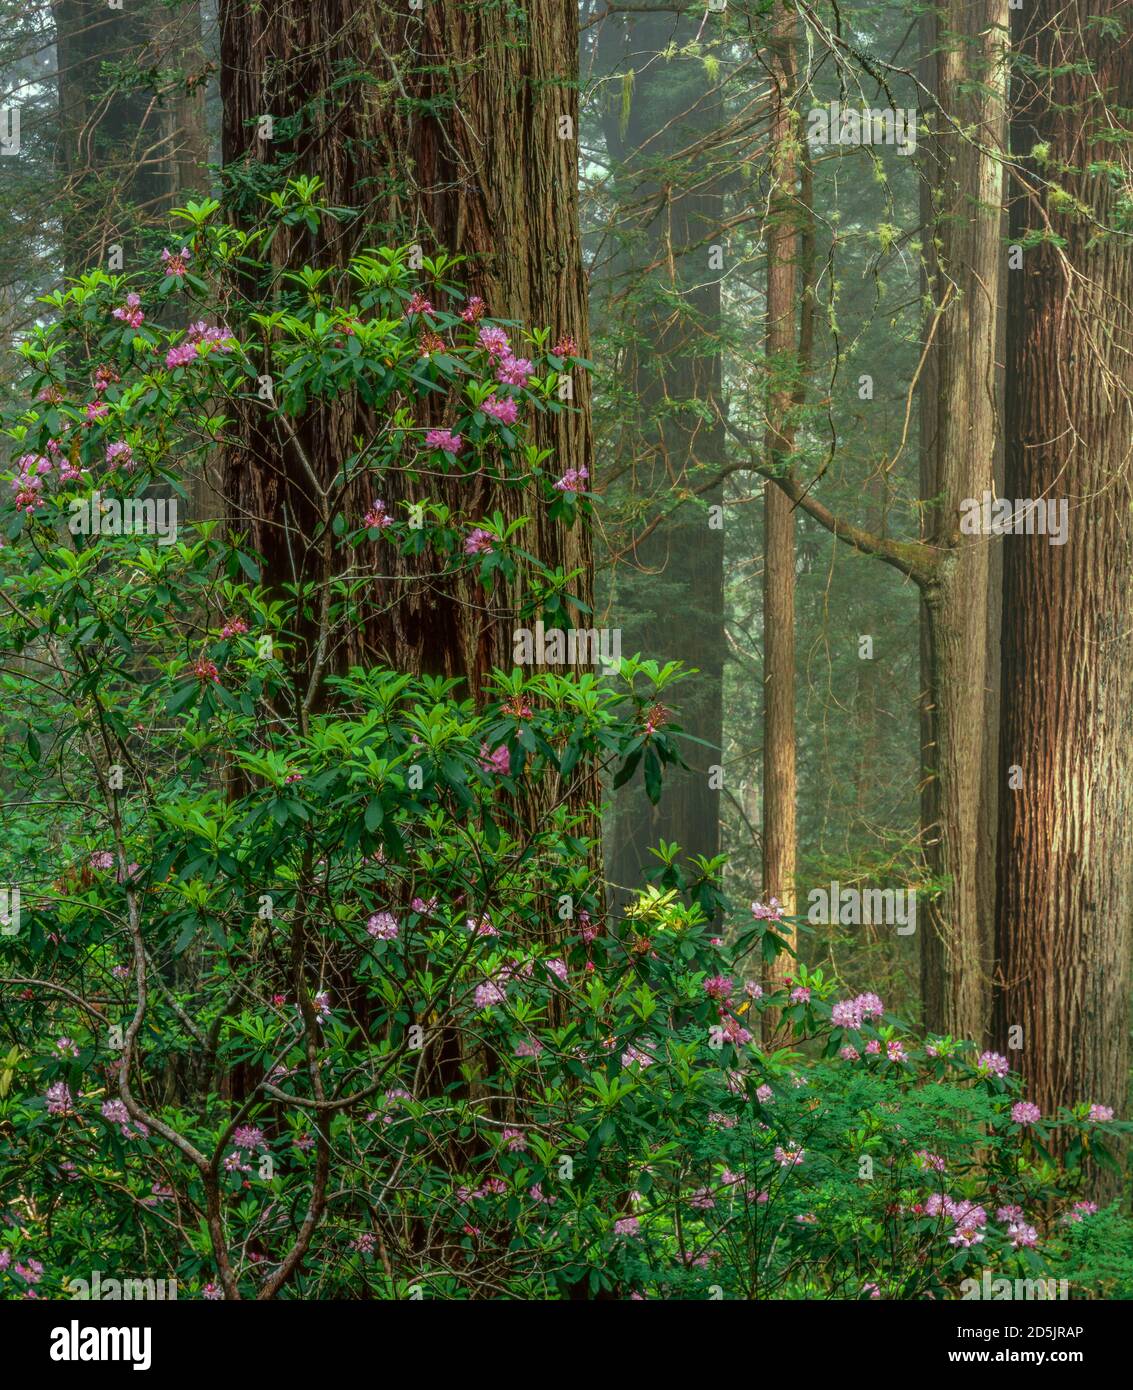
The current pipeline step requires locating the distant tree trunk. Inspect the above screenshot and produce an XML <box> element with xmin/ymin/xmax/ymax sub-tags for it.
<box><xmin>761</xmin><ymin>0</ymin><xmax>799</xmax><ymax>1013</ymax></box>
<box><xmin>53</xmin><ymin>0</ymin><xmax>207</xmax><ymax>276</ymax></box>
<box><xmin>219</xmin><ymin>0</ymin><xmax>592</xmax><ymax>695</ymax></box>
<box><xmin>589</xmin><ymin>8</ymin><xmax>726</xmax><ymax>899</ymax></box>
<box><xmin>916</xmin><ymin>0</ymin><xmax>1008</xmax><ymax>1041</ymax></box>
<box><xmin>994</xmin><ymin>0</ymin><xmax>1133</xmax><ymax>1156</ymax></box>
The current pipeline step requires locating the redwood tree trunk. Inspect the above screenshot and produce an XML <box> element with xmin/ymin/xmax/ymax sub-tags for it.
<box><xmin>761</xmin><ymin>0</ymin><xmax>799</xmax><ymax>1000</ymax></box>
<box><xmin>917</xmin><ymin>0</ymin><xmax>1008</xmax><ymax>1041</ymax></box>
<box><xmin>994</xmin><ymin>0</ymin><xmax>1133</xmax><ymax>1147</ymax></box>
<box><xmin>218</xmin><ymin>0</ymin><xmax>592</xmax><ymax>693</ymax></box>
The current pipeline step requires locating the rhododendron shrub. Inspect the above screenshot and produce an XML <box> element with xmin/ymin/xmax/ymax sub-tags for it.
<box><xmin>1</xmin><ymin>190</ymin><xmax>1131</xmax><ymax>1301</ymax></box>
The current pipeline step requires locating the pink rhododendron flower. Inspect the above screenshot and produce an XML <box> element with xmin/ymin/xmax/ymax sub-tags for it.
<box><xmin>477</xmin><ymin>325</ymin><xmax>510</xmax><ymax>359</ymax></box>
<box><xmin>553</xmin><ymin>467</ymin><xmax>589</xmax><ymax>493</ymax></box>
<box><xmin>464</xmin><ymin>527</ymin><xmax>494</xmax><ymax>555</ymax></box>
<box><xmin>363</xmin><ymin>499</ymin><xmax>392</xmax><ymax>530</ymax></box>
<box><xmin>112</xmin><ymin>292</ymin><xmax>144</xmax><ymax>328</ymax></box>
<box><xmin>366</xmin><ymin>911</ymin><xmax>399</xmax><ymax>940</ymax></box>
<box><xmin>621</xmin><ymin>1045</ymin><xmax>653</xmax><ymax>1070</ymax></box>
<box><xmin>45</xmin><ymin>1082</ymin><xmax>75</xmax><ymax>1116</ymax></box>
<box><xmin>105</xmin><ymin>441</ymin><xmax>135</xmax><ymax>472</ymax></box>
<box><xmin>425</xmin><ymin>428</ymin><xmax>462</xmax><ymax>454</ymax></box>
<box><xmin>161</xmin><ymin>247</ymin><xmax>191</xmax><ymax>277</ymax></box>
<box><xmin>976</xmin><ymin>1050</ymin><xmax>1010</xmax><ymax>1077</ymax></box>
<box><xmin>915</xmin><ymin>1151</ymin><xmax>946</xmax><ymax>1172</ymax></box>
<box><xmin>481</xmin><ymin>394</ymin><xmax>519</xmax><ymax>426</ymax></box>
<box><xmin>1064</xmin><ymin>1201</ymin><xmax>1098</xmax><ymax>1223</ymax></box>
<box><xmin>478</xmin><ymin>743</ymin><xmax>510</xmax><ymax>776</ymax></box>
<box><xmin>474</xmin><ymin>979</ymin><xmax>507</xmax><ymax>1009</ymax></box>
<box><xmin>496</xmin><ymin>353</ymin><xmax>534</xmax><ymax>386</ymax></box>
<box><xmin>165</xmin><ymin>342</ymin><xmax>198</xmax><ymax>370</ymax></box>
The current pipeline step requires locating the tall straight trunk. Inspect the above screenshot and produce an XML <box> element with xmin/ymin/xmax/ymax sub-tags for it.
<box><xmin>219</xmin><ymin>0</ymin><xmax>592</xmax><ymax>695</ymax></box>
<box><xmin>591</xmin><ymin>10</ymin><xmax>726</xmax><ymax>897</ymax></box>
<box><xmin>761</xmin><ymin>0</ymin><xmax>799</xmax><ymax>1000</ymax></box>
<box><xmin>916</xmin><ymin>0</ymin><xmax>1008</xmax><ymax>1040</ymax></box>
<box><xmin>53</xmin><ymin>0</ymin><xmax>207</xmax><ymax>275</ymax></box>
<box><xmin>994</xmin><ymin>0</ymin><xmax>1133</xmax><ymax>1148</ymax></box>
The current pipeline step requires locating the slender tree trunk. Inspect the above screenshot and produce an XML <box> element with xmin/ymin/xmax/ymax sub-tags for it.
<box><xmin>916</xmin><ymin>0</ymin><xmax>1007</xmax><ymax>1040</ymax></box>
<box><xmin>994</xmin><ymin>0</ymin><xmax>1133</xmax><ymax>1161</ymax></box>
<box><xmin>761</xmin><ymin>0</ymin><xmax>799</xmax><ymax>1010</ymax></box>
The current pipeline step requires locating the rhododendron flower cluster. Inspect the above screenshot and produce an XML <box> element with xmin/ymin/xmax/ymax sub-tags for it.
<box><xmin>478</xmin><ymin>743</ymin><xmax>510</xmax><ymax>776</ymax></box>
<box><xmin>112</xmin><ymin>291</ymin><xmax>144</xmax><ymax>328</ymax></box>
<box><xmin>465</xmin><ymin>527</ymin><xmax>494</xmax><ymax>555</ymax></box>
<box><xmin>751</xmin><ymin>897</ymin><xmax>785</xmax><ymax>921</ymax></box>
<box><xmin>482</xmin><ymin>394</ymin><xmax>520</xmax><ymax>426</ymax></box>
<box><xmin>161</xmin><ymin>247</ymin><xmax>191</xmax><ymax>277</ymax></box>
<box><xmin>9</xmin><ymin>454</ymin><xmax>51</xmax><ymax>513</ymax></box>
<box><xmin>366</xmin><ymin>912</ymin><xmax>399</xmax><ymax>940</ymax></box>
<box><xmin>364</xmin><ymin>499</ymin><xmax>393</xmax><ymax>530</ymax></box>
<box><xmin>830</xmin><ymin>991</ymin><xmax>885</xmax><ymax>1029</ymax></box>
<box><xmin>553</xmin><ymin>466</ymin><xmax>589</xmax><ymax>493</ymax></box>
<box><xmin>425</xmin><ymin>428</ymin><xmax>463</xmax><ymax>454</ymax></box>
<box><xmin>976</xmin><ymin>1051</ymin><xmax>1011</xmax><ymax>1078</ymax></box>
